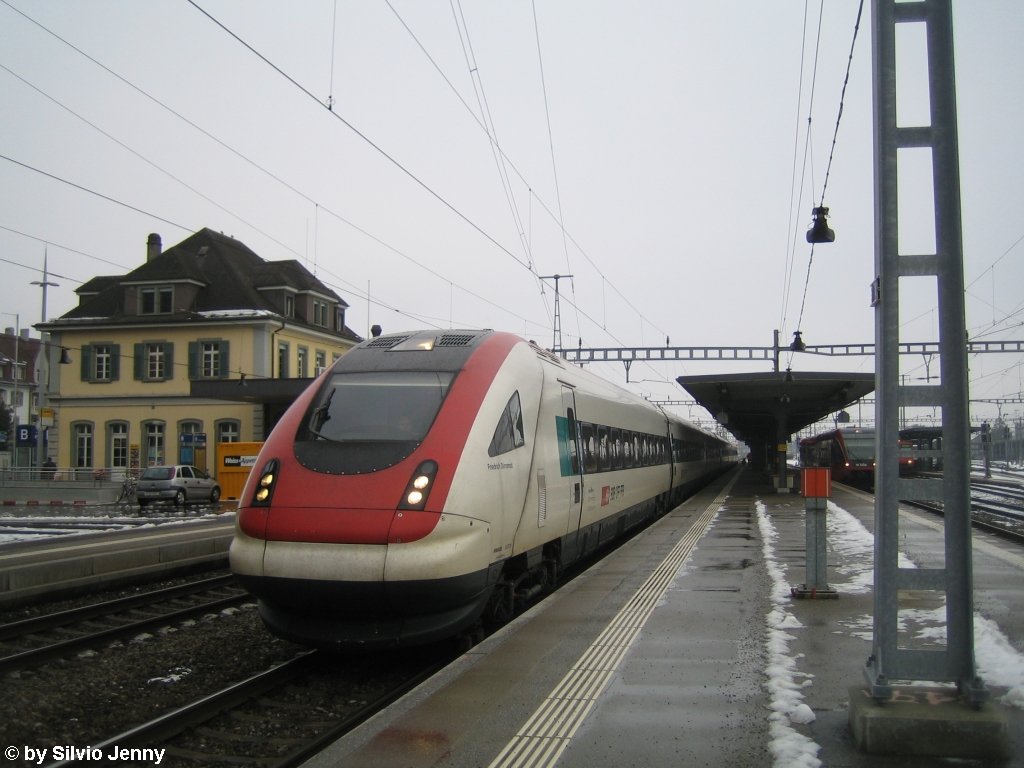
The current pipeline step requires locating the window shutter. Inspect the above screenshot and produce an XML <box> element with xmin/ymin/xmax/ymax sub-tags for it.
<box><xmin>164</xmin><ymin>342</ymin><xmax>174</xmax><ymax>379</ymax></box>
<box><xmin>110</xmin><ymin>344</ymin><xmax>120</xmax><ymax>381</ymax></box>
<box><xmin>80</xmin><ymin>345</ymin><xmax>92</xmax><ymax>382</ymax></box>
<box><xmin>133</xmin><ymin>343</ymin><xmax>145</xmax><ymax>380</ymax></box>
<box><xmin>188</xmin><ymin>341</ymin><xmax>198</xmax><ymax>379</ymax></box>
<box><xmin>219</xmin><ymin>340</ymin><xmax>230</xmax><ymax>378</ymax></box>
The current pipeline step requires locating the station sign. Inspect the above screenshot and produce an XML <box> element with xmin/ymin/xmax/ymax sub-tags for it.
<box><xmin>16</xmin><ymin>425</ymin><xmax>38</xmax><ymax>447</ymax></box>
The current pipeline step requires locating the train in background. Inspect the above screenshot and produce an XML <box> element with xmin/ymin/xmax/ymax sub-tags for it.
<box><xmin>230</xmin><ymin>329</ymin><xmax>738</xmax><ymax>651</ymax></box>
<box><xmin>799</xmin><ymin>426</ymin><xmax>950</xmax><ymax>486</ymax></box>
<box><xmin>798</xmin><ymin>427</ymin><xmax>887</xmax><ymax>487</ymax></box>
<box><xmin>899</xmin><ymin>426</ymin><xmax>944</xmax><ymax>472</ymax></box>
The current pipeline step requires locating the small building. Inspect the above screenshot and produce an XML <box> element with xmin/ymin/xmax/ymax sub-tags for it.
<box><xmin>39</xmin><ymin>229</ymin><xmax>361</xmax><ymax>476</ymax></box>
<box><xmin>0</xmin><ymin>327</ymin><xmax>41</xmax><ymax>466</ymax></box>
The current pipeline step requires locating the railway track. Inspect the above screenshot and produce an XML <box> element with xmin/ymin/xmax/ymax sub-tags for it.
<box><xmin>899</xmin><ymin>492</ymin><xmax>1024</xmax><ymax>545</ymax></box>
<box><xmin>46</xmin><ymin>646</ymin><xmax>453</xmax><ymax>768</ymax></box>
<box><xmin>0</xmin><ymin>574</ymin><xmax>249</xmax><ymax>674</ymax></box>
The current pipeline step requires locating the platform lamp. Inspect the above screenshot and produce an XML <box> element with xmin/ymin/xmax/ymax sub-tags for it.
<box><xmin>806</xmin><ymin>206</ymin><xmax>836</xmax><ymax>244</ymax></box>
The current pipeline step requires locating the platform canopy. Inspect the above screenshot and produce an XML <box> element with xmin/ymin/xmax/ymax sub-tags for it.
<box><xmin>676</xmin><ymin>371</ymin><xmax>875</xmax><ymax>446</ymax></box>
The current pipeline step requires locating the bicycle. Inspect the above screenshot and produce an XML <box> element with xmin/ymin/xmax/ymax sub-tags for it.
<box><xmin>117</xmin><ymin>474</ymin><xmax>138</xmax><ymax>506</ymax></box>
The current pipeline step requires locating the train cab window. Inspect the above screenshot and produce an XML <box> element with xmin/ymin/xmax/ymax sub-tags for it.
<box><xmin>307</xmin><ymin>371</ymin><xmax>453</xmax><ymax>442</ymax></box>
<box><xmin>488</xmin><ymin>391</ymin><xmax>526</xmax><ymax>457</ymax></box>
<box><xmin>296</xmin><ymin>371</ymin><xmax>454</xmax><ymax>474</ymax></box>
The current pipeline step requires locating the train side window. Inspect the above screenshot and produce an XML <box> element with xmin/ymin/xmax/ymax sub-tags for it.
<box><xmin>580</xmin><ymin>423</ymin><xmax>598</xmax><ymax>474</ymax></box>
<box><xmin>610</xmin><ymin>428</ymin><xmax>624</xmax><ymax>470</ymax></box>
<box><xmin>488</xmin><ymin>391</ymin><xmax>526</xmax><ymax>457</ymax></box>
<box><xmin>597</xmin><ymin>426</ymin><xmax>611</xmax><ymax>471</ymax></box>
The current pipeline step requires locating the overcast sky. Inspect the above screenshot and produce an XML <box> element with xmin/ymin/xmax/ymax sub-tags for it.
<box><xmin>1</xmin><ymin>1</ymin><xmax>1021</xmax><ymax>431</ymax></box>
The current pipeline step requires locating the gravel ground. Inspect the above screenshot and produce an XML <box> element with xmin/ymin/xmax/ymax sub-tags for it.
<box><xmin>1</xmin><ymin>587</ymin><xmax>305</xmax><ymax>750</ymax></box>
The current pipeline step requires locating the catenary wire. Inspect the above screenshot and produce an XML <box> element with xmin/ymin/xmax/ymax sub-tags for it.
<box><xmin>185</xmin><ymin>0</ymin><xmax>535</xmax><ymax>274</ymax></box>
<box><xmin>0</xmin><ymin>0</ymin><xmax>541</xmax><ymax>337</ymax></box>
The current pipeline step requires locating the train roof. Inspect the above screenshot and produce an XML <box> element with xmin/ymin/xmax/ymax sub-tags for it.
<box><xmin>800</xmin><ymin>426</ymin><xmax>874</xmax><ymax>444</ymax></box>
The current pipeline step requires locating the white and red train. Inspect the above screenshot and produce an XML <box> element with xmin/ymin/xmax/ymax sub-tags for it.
<box><xmin>230</xmin><ymin>329</ymin><xmax>737</xmax><ymax>650</ymax></box>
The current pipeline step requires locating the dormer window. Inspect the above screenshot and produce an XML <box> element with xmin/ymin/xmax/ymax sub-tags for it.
<box><xmin>285</xmin><ymin>295</ymin><xmax>295</xmax><ymax>318</ymax></box>
<box><xmin>141</xmin><ymin>286</ymin><xmax>173</xmax><ymax>314</ymax></box>
<box><xmin>313</xmin><ymin>300</ymin><xmax>328</xmax><ymax>327</ymax></box>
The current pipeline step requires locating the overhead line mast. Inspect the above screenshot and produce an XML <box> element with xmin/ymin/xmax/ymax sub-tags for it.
<box><xmin>538</xmin><ymin>274</ymin><xmax>572</xmax><ymax>352</ymax></box>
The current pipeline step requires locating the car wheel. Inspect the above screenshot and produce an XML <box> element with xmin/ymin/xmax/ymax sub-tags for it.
<box><xmin>174</xmin><ymin>489</ymin><xmax>186</xmax><ymax>506</ymax></box>
<box><xmin>210</xmin><ymin>486</ymin><xmax>221</xmax><ymax>504</ymax></box>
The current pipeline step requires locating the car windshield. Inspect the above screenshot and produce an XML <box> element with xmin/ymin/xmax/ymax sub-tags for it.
<box><xmin>306</xmin><ymin>371</ymin><xmax>453</xmax><ymax>443</ymax></box>
<box><xmin>141</xmin><ymin>467</ymin><xmax>174</xmax><ymax>480</ymax></box>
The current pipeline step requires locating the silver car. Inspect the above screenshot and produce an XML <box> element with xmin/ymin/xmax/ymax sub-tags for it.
<box><xmin>137</xmin><ymin>465</ymin><xmax>221</xmax><ymax>507</ymax></box>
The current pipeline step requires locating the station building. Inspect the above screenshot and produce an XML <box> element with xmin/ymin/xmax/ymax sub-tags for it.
<box><xmin>38</xmin><ymin>228</ymin><xmax>361</xmax><ymax>476</ymax></box>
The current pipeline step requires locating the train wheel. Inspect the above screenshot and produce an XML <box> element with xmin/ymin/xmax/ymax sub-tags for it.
<box><xmin>483</xmin><ymin>582</ymin><xmax>515</xmax><ymax>627</ymax></box>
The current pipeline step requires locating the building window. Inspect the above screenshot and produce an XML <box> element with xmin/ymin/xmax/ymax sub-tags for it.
<box><xmin>140</xmin><ymin>286</ymin><xmax>174</xmax><ymax>314</ymax></box>
<box><xmin>108</xmin><ymin>422</ymin><xmax>128</xmax><ymax>471</ymax></box>
<box><xmin>315</xmin><ymin>350</ymin><xmax>326</xmax><ymax>375</ymax></box>
<box><xmin>148</xmin><ymin>345</ymin><xmax>164</xmax><ymax>379</ymax></box>
<box><xmin>313</xmin><ymin>300</ymin><xmax>328</xmax><ymax>327</ymax></box>
<box><xmin>216</xmin><ymin>419</ymin><xmax>240</xmax><ymax>444</ymax></box>
<box><xmin>297</xmin><ymin>346</ymin><xmax>308</xmax><ymax>378</ymax></box>
<box><xmin>336</xmin><ymin>307</ymin><xmax>345</xmax><ymax>330</ymax></box>
<box><xmin>81</xmin><ymin>343</ymin><xmax>121</xmax><ymax>383</ymax></box>
<box><xmin>134</xmin><ymin>342</ymin><xmax>174</xmax><ymax>381</ymax></box>
<box><xmin>285</xmin><ymin>295</ymin><xmax>295</xmax><ymax>318</ymax></box>
<box><xmin>277</xmin><ymin>342</ymin><xmax>290</xmax><ymax>378</ymax></box>
<box><xmin>73</xmin><ymin>422</ymin><xmax>94</xmax><ymax>469</ymax></box>
<box><xmin>95</xmin><ymin>346</ymin><xmax>111</xmax><ymax>380</ymax></box>
<box><xmin>143</xmin><ymin>421</ymin><xmax>165</xmax><ymax>466</ymax></box>
<box><xmin>202</xmin><ymin>344</ymin><xmax>219</xmax><ymax>377</ymax></box>
<box><xmin>188</xmin><ymin>340</ymin><xmax>230</xmax><ymax>379</ymax></box>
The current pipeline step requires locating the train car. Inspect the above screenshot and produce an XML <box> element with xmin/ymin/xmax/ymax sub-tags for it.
<box><xmin>899</xmin><ymin>426</ymin><xmax>944</xmax><ymax>472</ymax></box>
<box><xmin>799</xmin><ymin>427</ymin><xmax>876</xmax><ymax>486</ymax></box>
<box><xmin>230</xmin><ymin>329</ymin><xmax>737</xmax><ymax>651</ymax></box>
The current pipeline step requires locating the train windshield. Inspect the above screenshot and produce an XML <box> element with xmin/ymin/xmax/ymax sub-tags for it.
<box><xmin>843</xmin><ymin>434</ymin><xmax>875</xmax><ymax>460</ymax></box>
<box><xmin>307</xmin><ymin>371</ymin><xmax>453</xmax><ymax>443</ymax></box>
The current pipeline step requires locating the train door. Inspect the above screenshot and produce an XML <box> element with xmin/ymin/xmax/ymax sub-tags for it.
<box><xmin>558</xmin><ymin>385</ymin><xmax>584</xmax><ymax>537</ymax></box>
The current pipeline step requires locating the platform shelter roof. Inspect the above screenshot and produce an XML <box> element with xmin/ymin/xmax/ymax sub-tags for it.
<box><xmin>676</xmin><ymin>371</ymin><xmax>875</xmax><ymax>445</ymax></box>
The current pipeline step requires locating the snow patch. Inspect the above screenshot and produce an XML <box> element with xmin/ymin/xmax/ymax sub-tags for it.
<box><xmin>756</xmin><ymin>500</ymin><xmax>821</xmax><ymax>768</ymax></box>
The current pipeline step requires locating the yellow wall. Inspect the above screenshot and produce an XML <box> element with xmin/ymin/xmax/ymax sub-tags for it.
<box><xmin>49</xmin><ymin>318</ymin><xmax>355</xmax><ymax>473</ymax></box>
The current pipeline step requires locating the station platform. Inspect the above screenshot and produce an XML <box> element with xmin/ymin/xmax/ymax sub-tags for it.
<box><xmin>0</xmin><ymin>518</ymin><xmax>233</xmax><ymax>608</ymax></box>
<box><xmin>303</xmin><ymin>466</ymin><xmax>1024</xmax><ymax>768</ymax></box>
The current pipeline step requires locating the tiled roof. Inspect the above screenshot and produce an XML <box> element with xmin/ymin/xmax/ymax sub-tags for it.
<box><xmin>55</xmin><ymin>229</ymin><xmax>359</xmax><ymax>341</ymax></box>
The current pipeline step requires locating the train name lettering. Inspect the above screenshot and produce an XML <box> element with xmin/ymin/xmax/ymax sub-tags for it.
<box><xmin>601</xmin><ymin>484</ymin><xmax>625</xmax><ymax>506</ymax></box>
<box><xmin>487</xmin><ymin>461</ymin><xmax>513</xmax><ymax>471</ymax></box>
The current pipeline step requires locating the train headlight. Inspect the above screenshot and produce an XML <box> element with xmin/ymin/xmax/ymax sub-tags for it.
<box><xmin>252</xmin><ymin>459</ymin><xmax>280</xmax><ymax>507</ymax></box>
<box><xmin>399</xmin><ymin>460</ymin><xmax>438</xmax><ymax>511</ymax></box>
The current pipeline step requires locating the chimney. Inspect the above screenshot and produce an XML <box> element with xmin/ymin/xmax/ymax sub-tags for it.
<box><xmin>147</xmin><ymin>233</ymin><xmax>162</xmax><ymax>262</ymax></box>
<box><xmin>3</xmin><ymin>327</ymin><xmax>13</xmax><ymax>336</ymax></box>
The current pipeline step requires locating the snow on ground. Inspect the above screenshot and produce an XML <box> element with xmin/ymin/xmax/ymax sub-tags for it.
<box><xmin>756</xmin><ymin>495</ymin><xmax>1024</xmax><ymax>768</ymax></box>
<box><xmin>755</xmin><ymin>500</ymin><xmax>822</xmax><ymax>768</ymax></box>
<box><xmin>824</xmin><ymin>500</ymin><xmax>1024</xmax><ymax>709</ymax></box>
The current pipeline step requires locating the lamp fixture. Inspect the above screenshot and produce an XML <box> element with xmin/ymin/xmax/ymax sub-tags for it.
<box><xmin>806</xmin><ymin>206</ymin><xmax>836</xmax><ymax>244</ymax></box>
